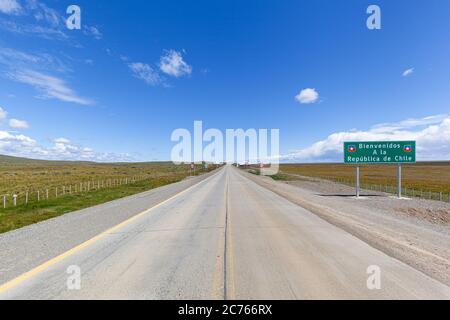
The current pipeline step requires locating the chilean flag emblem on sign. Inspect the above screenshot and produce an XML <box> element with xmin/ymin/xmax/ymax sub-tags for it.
<box><xmin>348</xmin><ymin>145</ymin><xmax>357</xmax><ymax>153</ymax></box>
<box><xmin>404</xmin><ymin>145</ymin><xmax>412</xmax><ymax>153</ymax></box>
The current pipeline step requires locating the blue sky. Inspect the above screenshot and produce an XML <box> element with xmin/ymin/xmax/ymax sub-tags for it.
<box><xmin>0</xmin><ymin>0</ymin><xmax>449</xmax><ymax>162</ymax></box>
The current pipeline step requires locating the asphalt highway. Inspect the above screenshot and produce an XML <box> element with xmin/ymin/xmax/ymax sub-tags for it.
<box><xmin>1</xmin><ymin>166</ymin><xmax>449</xmax><ymax>299</ymax></box>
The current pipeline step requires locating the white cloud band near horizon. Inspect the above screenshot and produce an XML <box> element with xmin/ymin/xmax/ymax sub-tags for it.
<box><xmin>283</xmin><ymin>114</ymin><xmax>450</xmax><ymax>163</ymax></box>
<box><xmin>0</xmin><ymin>107</ymin><xmax>129</xmax><ymax>162</ymax></box>
<box><xmin>0</xmin><ymin>131</ymin><xmax>134</xmax><ymax>162</ymax></box>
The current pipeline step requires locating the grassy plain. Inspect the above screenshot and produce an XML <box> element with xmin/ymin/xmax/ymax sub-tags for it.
<box><xmin>0</xmin><ymin>155</ymin><xmax>218</xmax><ymax>233</ymax></box>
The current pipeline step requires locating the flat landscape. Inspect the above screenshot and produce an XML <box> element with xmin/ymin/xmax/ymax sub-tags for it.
<box><xmin>0</xmin><ymin>155</ymin><xmax>217</xmax><ymax>234</ymax></box>
<box><xmin>1</xmin><ymin>166</ymin><xmax>449</xmax><ymax>299</ymax></box>
<box><xmin>275</xmin><ymin>162</ymin><xmax>450</xmax><ymax>195</ymax></box>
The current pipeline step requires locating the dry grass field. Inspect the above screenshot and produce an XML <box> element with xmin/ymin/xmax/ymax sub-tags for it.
<box><xmin>0</xmin><ymin>155</ymin><xmax>219</xmax><ymax>233</ymax></box>
<box><xmin>0</xmin><ymin>155</ymin><xmax>204</xmax><ymax>195</ymax></box>
<box><xmin>278</xmin><ymin>162</ymin><xmax>450</xmax><ymax>194</ymax></box>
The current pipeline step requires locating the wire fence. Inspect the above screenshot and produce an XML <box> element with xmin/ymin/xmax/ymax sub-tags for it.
<box><xmin>243</xmin><ymin>166</ymin><xmax>450</xmax><ymax>203</ymax></box>
<box><xmin>1</xmin><ymin>175</ymin><xmax>150</xmax><ymax>209</ymax></box>
<box><xmin>315</xmin><ymin>176</ymin><xmax>450</xmax><ymax>203</ymax></box>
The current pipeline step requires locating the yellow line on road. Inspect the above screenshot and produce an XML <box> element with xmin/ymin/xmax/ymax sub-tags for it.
<box><xmin>0</xmin><ymin>170</ymin><xmax>221</xmax><ymax>295</ymax></box>
<box><xmin>225</xmin><ymin>170</ymin><xmax>237</xmax><ymax>299</ymax></box>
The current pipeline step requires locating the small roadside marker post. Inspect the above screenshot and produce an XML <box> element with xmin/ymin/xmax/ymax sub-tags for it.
<box><xmin>13</xmin><ymin>194</ymin><xmax>17</xmax><ymax>207</ymax></box>
<box><xmin>3</xmin><ymin>195</ymin><xmax>6</xmax><ymax>209</ymax></box>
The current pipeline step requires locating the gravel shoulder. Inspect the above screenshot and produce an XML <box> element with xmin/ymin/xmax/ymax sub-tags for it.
<box><xmin>0</xmin><ymin>169</ymin><xmax>221</xmax><ymax>285</ymax></box>
<box><xmin>241</xmin><ymin>170</ymin><xmax>450</xmax><ymax>286</ymax></box>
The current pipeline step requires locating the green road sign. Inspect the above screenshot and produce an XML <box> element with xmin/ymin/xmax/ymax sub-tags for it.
<box><xmin>344</xmin><ymin>141</ymin><xmax>416</xmax><ymax>164</ymax></box>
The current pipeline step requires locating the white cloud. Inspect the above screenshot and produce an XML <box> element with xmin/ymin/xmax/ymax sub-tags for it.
<box><xmin>0</xmin><ymin>107</ymin><xmax>7</xmax><ymax>120</ymax></box>
<box><xmin>0</xmin><ymin>131</ymin><xmax>40</xmax><ymax>157</ymax></box>
<box><xmin>8</xmin><ymin>69</ymin><xmax>94</xmax><ymax>105</ymax></box>
<box><xmin>159</xmin><ymin>50</ymin><xmax>192</xmax><ymax>78</ymax></box>
<box><xmin>48</xmin><ymin>137</ymin><xmax>133</xmax><ymax>162</ymax></box>
<box><xmin>0</xmin><ymin>47</ymin><xmax>71</xmax><ymax>73</ymax></box>
<box><xmin>284</xmin><ymin>114</ymin><xmax>450</xmax><ymax>162</ymax></box>
<box><xmin>83</xmin><ymin>26</ymin><xmax>103</xmax><ymax>40</ymax></box>
<box><xmin>128</xmin><ymin>62</ymin><xmax>162</xmax><ymax>86</ymax></box>
<box><xmin>0</xmin><ymin>20</ymin><xmax>69</xmax><ymax>40</ymax></box>
<box><xmin>0</xmin><ymin>1</ymin><xmax>99</xmax><ymax>42</ymax></box>
<box><xmin>0</xmin><ymin>48</ymin><xmax>93</xmax><ymax>106</ymax></box>
<box><xmin>27</xmin><ymin>0</ymin><xmax>61</xmax><ymax>26</ymax></box>
<box><xmin>0</xmin><ymin>0</ymin><xmax>71</xmax><ymax>40</ymax></box>
<box><xmin>0</xmin><ymin>131</ymin><xmax>133</xmax><ymax>162</ymax></box>
<box><xmin>54</xmin><ymin>137</ymin><xmax>70</xmax><ymax>144</ymax></box>
<box><xmin>295</xmin><ymin>88</ymin><xmax>319</xmax><ymax>104</ymax></box>
<box><xmin>9</xmin><ymin>118</ymin><xmax>29</xmax><ymax>129</ymax></box>
<box><xmin>402</xmin><ymin>68</ymin><xmax>414</xmax><ymax>77</ymax></box>
<box><xmin>0</xmin><ymin>0</ymin><xmax>21</xmax><ymax>14</ymax></box>
<box><xmin>126</xmin><ymin>50</ymin><xmax>192</xmax><ymax>86</ymax></box>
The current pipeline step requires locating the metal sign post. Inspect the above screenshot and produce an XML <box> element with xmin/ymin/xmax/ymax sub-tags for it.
<box><xmin>398</xmin><ymin>163</ymin><xmax>402</xmax><ymax>198</ymax></box>
<box><xmin>356</xmin><ymin>166</ymin><xmax>360</xmax><ymax>198</ymax></box>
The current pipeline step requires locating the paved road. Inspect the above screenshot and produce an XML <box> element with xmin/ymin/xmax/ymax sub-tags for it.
<box><xmin>1</xmin><ymin>166</ymin><xmax>449</xmax><ymax>299</ymax></box>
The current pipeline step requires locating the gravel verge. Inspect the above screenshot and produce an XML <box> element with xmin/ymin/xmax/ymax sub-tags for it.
<box><xmin>241</xmin><ymin>170</ymin><xmax>450</xmax><ymax>286</ymax></box>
